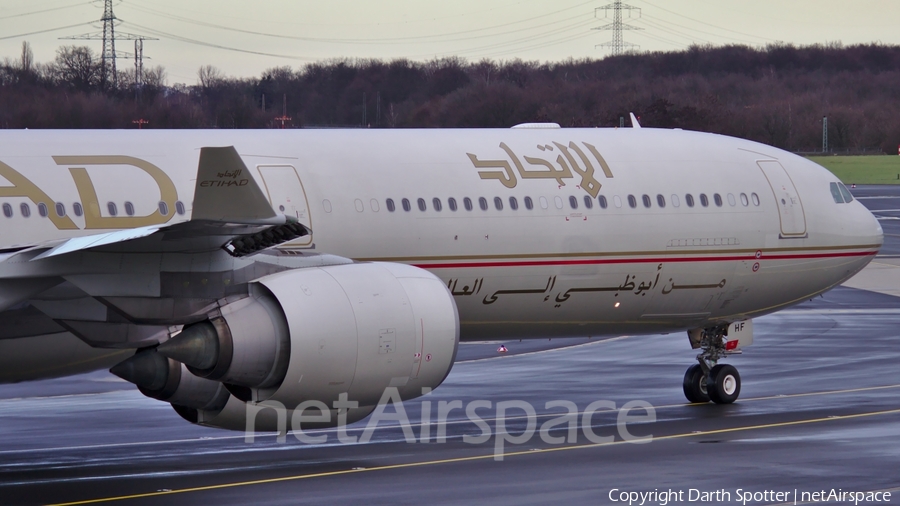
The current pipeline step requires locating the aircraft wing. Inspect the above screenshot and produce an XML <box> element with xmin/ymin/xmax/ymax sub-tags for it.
<box><xmin>0</xmin><ymin>146</ymin><xmax>338</xmax><ymax>349</ymax></box>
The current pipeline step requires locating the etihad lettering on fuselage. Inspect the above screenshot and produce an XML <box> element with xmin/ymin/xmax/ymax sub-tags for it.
<box><xmin>0</xmin><ymin>156</ymin><xmax>178</xmax><ymax>230</ymax></box>
<box><xmin>466</xmin><ymin>141</ymin><xmax>614</xmax><ymax>197</ymax></box>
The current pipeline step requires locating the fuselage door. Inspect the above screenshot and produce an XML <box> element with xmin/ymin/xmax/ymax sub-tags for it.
<box><xmin>757</xmin><ymin>160</ymin><xmax>807</xmax><ymax>237</ymax></box>
<box><xmin>257</xmin><ymin>165</ymin><xmax>313</xmax><ymax>247</ymax></box>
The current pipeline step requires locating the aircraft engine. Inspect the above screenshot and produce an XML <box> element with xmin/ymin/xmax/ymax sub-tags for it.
<box><xmin>148</xmin><ymin>262</ymin><xmax>459</xmax><ymax>430</ymax></box>
<box><xmin>110</xmin><ymin>349</ymin><xmax>230</xmax><ymax>412</ymax></box>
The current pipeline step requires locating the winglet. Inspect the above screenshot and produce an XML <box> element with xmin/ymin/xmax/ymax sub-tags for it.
<box><xmin>629</xmin><ymin>113</ymin><xmax>642</xmax><ymax>129</ymax></box>
<box><xmin>192</xmin><ymin>147</ymin><xmax>281</xmax><ymax>224</ymax></box>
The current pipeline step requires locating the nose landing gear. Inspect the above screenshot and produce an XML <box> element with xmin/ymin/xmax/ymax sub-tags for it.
<box><xmin>683</xmin><ymin>324</ymin><xmax>742</xmax><ymax>404</ymax></box>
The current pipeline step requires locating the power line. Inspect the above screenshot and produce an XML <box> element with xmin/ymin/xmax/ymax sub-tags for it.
<box><xmin>474</xmin><ymin>29</ymin><xmax>596</xmax><ymax>59</ymax></box>
<box><xmin>0</xmin><ymin>21</ymin><xmax>92</xmax><ymax>41</ymax></box>
<box><xmin>124</xmin><ymin>0</ymin><xmax>599</xmax><ymax>44</ymax></box>
<box><xmin>641</xmin><ymin>14</ymin><xmax>758</xmax><ymax>45</ymax></box>
<box><xmin>636</xmin><ymin>0</ymin><xmax>773</xmax><ymax>42</ymax></box>
<box><xmin>593</xmin><ymin>0</ymin><xmax>643</xmax><ymax>56</ymax></box>
<box><xmin>121</xmin><ymin>21</ymin><xmax>315</xmax><ymax>61</ymax></box>
<box><xmin>422</xmin><ymin>19</ymin><xmax>597</xmax><ymax>59</ymax></box>
<box><xmin>632</xmin><ymin>29</ymin><xmax>690</xmax><ymax>49</ymax></box>
<box><xmin>639</xmin><ymin>17</ymin><xmax>713</xmax><ymax>45</ymax></box>
<box><xmin>0</xmin><ymin>1</ymin><xmax>91</xmax><ymax>21</ymax></box>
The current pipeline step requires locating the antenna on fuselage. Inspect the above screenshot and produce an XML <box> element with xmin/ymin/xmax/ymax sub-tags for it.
<box><xmin>629</xmin><ymin>112</ymin><xmax>642</xmax><ymax>129</ymax></box>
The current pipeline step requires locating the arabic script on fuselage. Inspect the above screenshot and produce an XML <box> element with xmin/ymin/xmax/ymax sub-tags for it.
<box><xmin>466</xmin><ymin>141</ymin><xmax>614</xmax><ymax>197</ymax></box>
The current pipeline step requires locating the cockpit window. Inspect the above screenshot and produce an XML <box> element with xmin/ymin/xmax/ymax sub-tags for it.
<box><xmin>830</xmin><ymin>182</ymin><xmax>844</xmax><ymax>203</ymax></box>
<box><xmin>830</xmin><ymin>182</ymin><xmax>854</xmax><ymax>203</ymax></box>
<box><xmin>838</xmin><ymin>183</ymin><xmax>854</xmax><ymax>203</ymax></box>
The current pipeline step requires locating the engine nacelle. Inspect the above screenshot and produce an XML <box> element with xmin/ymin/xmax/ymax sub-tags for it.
<box><xmin>157</xmin><ymin>262</ymin><xmax>459</xmax><ymax>423</ymax></box>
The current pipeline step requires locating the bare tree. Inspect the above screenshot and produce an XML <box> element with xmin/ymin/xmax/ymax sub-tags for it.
<box><xmin>144</xmin><ymin>65</ymin><xmax>167</xmax><ymax>88</ymax></box>
<box><xmin>51</xmin><ymin>45</ymin><xmax>101</xmax><ymax>90</ymax></box>
<box><xmin>198</xmin><ymin>65</ymin><xmax>223</xmax><ymax>89</ymax></box>
<box><xmin>20</xmin><ymin>41</ymin><xmax>33</xmax><ymax>73</ymax></box>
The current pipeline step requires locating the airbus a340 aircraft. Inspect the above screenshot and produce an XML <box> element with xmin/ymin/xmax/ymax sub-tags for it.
<box><xmin>0</xmin><ymin>122</ymin><xmax>882</xmax><ymax>431</ymax></box>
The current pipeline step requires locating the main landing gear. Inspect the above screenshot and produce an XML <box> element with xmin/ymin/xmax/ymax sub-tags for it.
<box><xmin>682</xmin><ymin>324</ymin><xmax>741</xmax><ymax>404</ymax></box>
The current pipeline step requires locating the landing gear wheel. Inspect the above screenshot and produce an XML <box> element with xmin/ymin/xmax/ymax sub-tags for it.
<box><xmin>682</xmin><ymin>364</ymin><xmax>709</xmax><ymax>403</ymax></box>
<box><xmin>707</xmin><ymin>364</ymin><xmax>741</xmax><ymax>404</ymax></box>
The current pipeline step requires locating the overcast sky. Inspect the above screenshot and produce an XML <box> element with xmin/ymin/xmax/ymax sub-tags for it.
<box><xmin>2</xmin><ymin>0</ymin><xmax>899</xmax><ymax>84</ymax></box>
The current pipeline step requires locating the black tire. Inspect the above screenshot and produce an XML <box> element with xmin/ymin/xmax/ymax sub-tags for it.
<box><xmin>707</xmin><ymin>364</ymin><xmax>741</xmax><ymax>404</ymax></box>
<box><xmin>682</xmin><ymin>364</ymin><xmax>710</xmax><ymax>403</ymax></box>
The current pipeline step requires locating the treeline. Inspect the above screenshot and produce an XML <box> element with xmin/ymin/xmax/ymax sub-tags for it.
<box><xmin>2</xmin><ymin>41</ymin><xmax>900</xmax><ymax>153</ymax></box>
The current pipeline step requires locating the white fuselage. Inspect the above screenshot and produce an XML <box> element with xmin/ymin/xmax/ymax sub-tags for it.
<box><xmin>0</xmin><ymin>127</ymin><xmax>882</xmax><ymax>347</ymax></box>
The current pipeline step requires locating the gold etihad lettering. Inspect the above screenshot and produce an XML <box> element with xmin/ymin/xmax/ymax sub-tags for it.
<box><xmin>467</xmin><ymin>141</ymin><xmax>614</xmax><ymax>197</ymax></box>
<box><xmin>0</xmin><ymin>156</ymin><xmax>178</xmax><ymax>231</ymax></box>
<box><xmin>53</xmin><ymin>156</ymin><xmax>179</xmax><ymax>229</ymax></box>
<box><xmin>0</xmin><ymin>161</ymin><xmax>79</xmax><ymax>230</ymax></box>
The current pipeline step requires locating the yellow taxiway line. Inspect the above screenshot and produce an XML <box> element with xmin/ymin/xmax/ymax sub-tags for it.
<box><xmin>48</xmin><ymin>407</ymin><xmax>900</xmax><ymax>506</ymax></box>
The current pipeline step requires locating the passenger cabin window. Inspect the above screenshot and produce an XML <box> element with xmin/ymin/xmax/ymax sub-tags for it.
<box><xmin>598</xmin><ymin>195</ymin><xmax>608</xmax><ymax>209</ymax></box>
<box><xmin>540</xmin><ymin>196</ymin><xmax>549</xmax><ymax>209</ymax></box>
<box><xmin>494</xmin><ymin>197</ymin><xmax>503</xmax><ymax>210</ymax></box>
<box><xmin>569</xmin><ymin>196</ymin><xmax>578</xmax><ymax>209</ymax></box>
<box><xmin>2</xmin><ymin>203</ymin><xmax>11</xmax><ymax>218</ymax></box>
<box><xmin>417</xmin><ymin>198</ymin><xmax>427</xmax><ymax>212</ymax></box>
<box><xmin>751</xmin><ymin>193</ymin><xmax>760</xmax><ymax>206</ymax></box>
<box><xmin>740</xmin><ymin>193</ymin><xmax>749</xmax><ymax>206</ymax></box>
<box><xmin>464</xmin><ymin>197</ymin><xmax>473</xmax><ymax>211</ymax></box>
<box><xmin>554</xmin><ymin>196</ymin><xmax>563</xmax><ymax>209</ymax></box>
<box><xmin>402</xmin><ymin>198</ymin><xmax>411</xmax><ymax>212</ymax></box>
<box><xmin>107</xmin><ymin>202</ymin><xmax>117</xmax><ymax>216</ymax></box>
<box><xmin>524</xmin><ymin>196</ymin><xmax>534</xmax><ymax>210</ymax></box>
<box><xmin>73</xmin><ymin>202</ymin><xmax>84</xmax><ymax>217</ymax></box>
<box><xmin>509</xmin><ymin>197</ymin><xmax>518</xmax><ymax>210</ymax></box>
<box><xmin>614</xmin><ymin>195</ymin><xmax>622</xmax><ymax>208</ymax></box>
<box><xmin>714</xmin><ymin>194</ymin><xmax>723</xmax><ymax>207</ymax></box>
<box><xmin>125</xmin><ymin>201</ymin><xmax>135</xmax><ymax>216</ymax></box>
<box><xmin>642</xmin><ymin>194</ymin><xmax>651</xmax><ymax>208</ymax></box>
<box><xmin>175</xmin><ymin>201</ymin><xmax>186</xmax><ymax>215</ymax></box>
<box><xmin>699</xmin><ymin>194</ymin><xmax>709</xmax><ymax>207</ymax></box>
<box><xmin>627</xmin><ymin>195</ymin><xmax>637</xmax><ymax>208</ymax></box>
<box><xmin>479</xmin><ymin>197</ymin><xmax>488</xmax><ymax>211</ymax></box>
<box><xmin>432</xmin><ymin>198</ymin><xmax>442</xmax><ymax>212</ymax></box>
<box><xmin>685</xmin><ymin>194</ymin><xmax>695</xmax><ymax>207</ymax></box>
<box><xmin>159</xmin><ymin>201</ymin><xmax>169</xmax><ymax>216</ymax></box>
<box><xmin>55</xmin><ymin>202</ymin><xmax>66</xmax><ymax>217</ymax></box>
<box><xmin>38</xmin><ymin>203</ymin><xmax>48</xmax><ymax>217</ymax></box>
<box><xmin>448</xmin><ymin>197</ymin><xmax>458</xmax><ymax>211</ymax></box>
<box><xmin>386</xmin><ymin>198</ymin><xmax>396</xmax><ymax>212</ymax></box>
<box><xmin>656</xmin><ymin>194</ymin><xmax>666</xmax><ymax>208</ymax></box>
<box><xmin>20</xmin><ymin>203</ymin><xmax>31</xmax><ymax>217</ymax></box>
<box><xmin>583</xmin><ymin>195</ymin><xmax>593</xmax><ymax>209</ymax></box>
<box><xmin>671</xmin><ymin>194</ymin><xmax>680</xmax><ymax>208</ymax></box>
<box><xmin>727</xmin><ymin>193</ymin><xmax>736</xmax><ymax>206</ymax></box>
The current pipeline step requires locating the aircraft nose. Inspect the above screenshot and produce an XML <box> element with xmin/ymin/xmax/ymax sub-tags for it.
<box><xmin>868</xmin><ymin>207</ymin><xmax>884</xmax><ymax>248</ymax></box>
<box><xmin>851</xmin><ymin>197</ymin><xmax>883</xmax><ymax>252</ymax></box>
